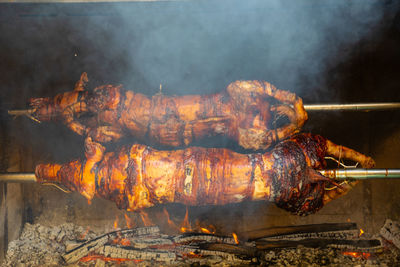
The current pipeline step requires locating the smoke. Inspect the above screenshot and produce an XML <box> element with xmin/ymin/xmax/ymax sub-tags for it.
<box><xmin>0</xmin><ymin>1</ymin><xmax>394</xmax><ymax>162</ymax></box>
<box><xmin>92</xmin><ymin>0</ymin><xmax>389</xmax><ymax>99</ymax></box>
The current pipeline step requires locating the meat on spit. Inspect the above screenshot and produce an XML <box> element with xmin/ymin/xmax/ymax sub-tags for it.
<box><xmin>35</xmin><ymin>133</ymin><xmax>374</xmax><ymax>215</ymax></box>
<box><xmin>28</xmin><ymin>73</ymin><xmax>307</xmax><ymax>150</ymax></box>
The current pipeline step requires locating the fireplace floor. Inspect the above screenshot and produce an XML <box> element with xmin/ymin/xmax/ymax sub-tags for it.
<box><xmin>4</xmin><ymin>221</ymin><xmax>399</xmax><ymax>266</ymax></box>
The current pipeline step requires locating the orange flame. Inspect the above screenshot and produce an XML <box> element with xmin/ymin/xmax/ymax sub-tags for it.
<box><xmin>232</xmin><ymin>233</ymin><xmax>239</xmax><ymax>244</ymax></box>
<box><xmin>208</xmin><ymin>224</ymin><xmax>216</xmax><ymax>234</ymax></box>
<box><xmin>139</xmin><ymin>210</ymin><xmax>154</xmax><ymax>226</ymax></box>
<box><xmin>180</xmin><ymin>207</ymin><xmax>192</xmax><ymax>233</ymax></box>
<box><xmin>359</xmin><ymin>228</ymin><xmax>365</xmax><ymax>237</ymax></box>
<box><xmin>113</xmin><ymin>215</ymin><xmax>119</xmax><ymax>229</ymax></box>
<box><xmin>163</xmin><ymin>208</ymin><xmax>180</xmax><ymax>231</ymax></box>
<box><xmin>200</xmin><ymin>227</ymin><xmax>211</xmax><ymax>234</ymax></box>
<box><xmin>124</xmin><ymin>213</ymin><xmax>135</xmax><ymax>229</ymax></box>
<box><xmin>342</xmin><ymin>251</ymin><xmax>371</xmax><ymax>260</ymax></box>
<box><xmin>184</xmin><ymin>251</ymin><xmax>202</xmax><ymax>258</ymax></box>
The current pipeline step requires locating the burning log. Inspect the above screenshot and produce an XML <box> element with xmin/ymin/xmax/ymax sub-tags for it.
<box><xmin>62</xmin><ymin>226</ymin><xmax>159</xmax><ymax>263</ymax></box>
<box><xmin>35</xmin><ymin>132</ymin><xmax>374</xmax><ymax>215</ymax></box>
<box><xmin>240</xmin><ymin>222</ymin><xmax>359</xmax><ymax>241</ymax></box>
<box><xmin>18</xmin><ymin>72</ymin><xmax>307</xmax><ymax>150</ymax></box>
<box><xmin>100</xmin><ymin>245</ymin><xmax>176</xmax><ymax>262</ymax></box>
<box><xmin>255</xmin><ymin>238</ymin><xmax>382</xmax><ymax>250</ymax></box>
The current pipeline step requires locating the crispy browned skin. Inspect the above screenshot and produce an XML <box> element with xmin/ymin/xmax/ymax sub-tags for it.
<box><xmin>29</xmin><ymin>73</ymin><xmax>307</xmax><ymax>150</ymax></box>
<box><xmin>35</xmin><ymin>133</ymin><xmax>374</xmax><ymax>215</ymax></box>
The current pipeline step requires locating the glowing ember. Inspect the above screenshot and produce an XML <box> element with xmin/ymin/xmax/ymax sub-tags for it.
<box><xmin>139</xmin><ymin>211</ymin><xmax>154</xmax><ymax>226</ymax></box>
<box><xmin>359</xmin><ymin>228</ymin><xmax>365</xmax><ymax>237</ymax></box>
<box><xmin>112</xmin><ymin>237</ymin><xmax>131</xmax><ymax>246</ymax></box>
<box><xmin>342</xmin><ymin>251</ymin><xmax>371</xmax><ymax>260</ymax></box>
<box><xmin>124</xmin><ymin>213</ymin><xmax>135</xmax><ymax>228</ymax></box>
<box><xmin>80</xmin><ymin>254</ymin><xmax>142</xmax><ymax>263</ymax></box>
<box><xmin>185</xmin><ymin>251</ymin><xmax>202</xmax><ymax>258</ymax></box>
<box><xmin>79</xmin><ymin>226</ymin><xmax>90</xmax><ymax>240</ymax></box>
<box><xmin>232</xmin><ymin>233</ymin><xmax>239</xmax><ymax>244</ymax></box>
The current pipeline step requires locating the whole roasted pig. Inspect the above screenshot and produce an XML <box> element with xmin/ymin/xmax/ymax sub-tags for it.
<box><xmin>35</xmin><ymin>133</ymin><xmax>374</xmax><ymax>215</ymax></box>
<box><xmin>28</xmin><ymin>73</ymin><xmax>307</xmax><ymax>150</ymax></box>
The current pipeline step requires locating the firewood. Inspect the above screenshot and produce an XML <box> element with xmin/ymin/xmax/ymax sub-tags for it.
<box><xmin>241</xmin><ymin>222</ymin><xmax>358</xmax><ymax>241</ymax></box>
<box><xmin>177</xmin><ymin>245</ymin><xmax>252</xmax><ymax>264</ymax></box>
<box><xmin>101</xmin><ymin>245</ymin><xmax>176</xmax><ymax>262</ymax></box>
<box><xmin>259</xmin><ymin>229</ymin><xmax>358</xmax><ymax>241</ymax></box>
<box><xmin>173</xmin><ymin>233</ymin><xmax>246</xmax><ymax>246</ymax></box>
<box><xmin>200</xmin><ymin>243</ymin><xmax>258</xmax><ymax>257</ymax></box>
<box><xmin>129</xmin><ymin>236</ymin><xmax>173</xmax><ymax>249</ymax></box>
<box><xmin>62</xmin><ymin>226</ymin><xmax>159</xmax><ymax>264</ymax></box>
<box><xmin>380</xmin><ymin>219</ymin><xmax>400</xmax><ymax>250</ymax></box>
<box><xmin>255</xmin><ymin>238</ymin><xmax>381</xmax><ymax>250</ymax></box>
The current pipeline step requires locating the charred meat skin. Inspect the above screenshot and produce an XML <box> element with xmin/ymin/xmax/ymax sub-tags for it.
<box><xmin>29</xmin><ymin>73</ymin><xmax>307</xmax><ymax>150</ymax></box>
<box><xmin>35</xmin><ymin>133</ymin><xmax>374</xmax><ymax>216</ymax></box>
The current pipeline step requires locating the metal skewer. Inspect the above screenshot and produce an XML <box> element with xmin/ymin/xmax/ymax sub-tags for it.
<box><xmin>1</xmin><ymin>169</ymin><xmax>400</xmax><ymax>183</ymax></box>
<box><xmin>304</xmin><ymin>103</ymin><xmax>400</xmax><ymax>111</ymax></box>
<box><xmin>319</xmin><ymin>169</ymin><xmax>400</xmax><ymax>180</ymax></box>
<box><xmin>0</xmin><ymin>173</ymin><xmax>37</xmax><ymax>183</ymax></box>
<box><xmin>7</xmin><ymin>103</ymin><xmax>400</xmax><ymax>122</ymax></box>
<box><xmin>8</xmin><ymin>109</ymin><xmax>34</xmax><ymax>116</ymax></box>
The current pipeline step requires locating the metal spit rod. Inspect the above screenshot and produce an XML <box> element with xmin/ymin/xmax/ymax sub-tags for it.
<box><xmin>1</xmin><ymin>169</ymin><xmax>400</xmax><ymax>183</ymax></box>
<box><xmin>304</xmin><ymin>102</ymin><xmax>400</xmax><ymax>111</ymax></box>
<box><xmin>319</xmin><ymin>168</ymin><xmax>400</xmax><ymax>180</ymax></box>
<box><xmin>0</xmin><ymin>173</ymin><xmax>37</xmax><ymax>183</ymax></box>
<box><xmin>7</xmin><ymin>103</ymin><xmax>400</xmax><ymax>118</ymax></box>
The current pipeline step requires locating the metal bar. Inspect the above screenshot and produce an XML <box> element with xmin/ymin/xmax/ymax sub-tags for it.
<box><xmin>304</xmin><ymin>103</ymin><xmax>400</xmax><ymax>111</ymax></box>
<box><xmin>1</xmin><ymin>169</ymin><xmax>400</xmax><ymax>183</ymax></box>
<box><xmin>8</xmin><ymin>109</ymin><xmax>34</xmax><ymax>117</ymax></box>
<box><xmin>0</xmin><ymin>173</ymin><xmax>36</xmax><ymax>183</ymax></box>
<box><xmin>8</xmin><ymin>103</ymin><xmax>400</xmax><ymax>119</ymax></box>
<box><xmin>319</xmin><ymin>169</ymin><xmax>400</xmax><ymax>180</ymax></box>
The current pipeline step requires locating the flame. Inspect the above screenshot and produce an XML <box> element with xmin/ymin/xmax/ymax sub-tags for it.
<box><xmin>200</xmin><ymin>227</ymin><xmax>211</xmax><ymax>234</ymax></box>
<box><xmin>139</xmin><ymin>210</ymin><xmax>154</xmax><ymax>226</ymax></box>
<box><xmin>124</xmin><ymin>213</ymin><xmax>135</xmax><ymax>228</ymax></box>
<box><xmin>163</xmin><ymin>208</ymin><xmax>180</xmax><ymax>231</ymax></box>
<box><xmin>208</xmin><ymin>224</ymin><xmax>216</xmax><ymax>234</ymax></box>
<box><xmin>80</xmin><ymin>254</ymin><xmax>142</xmax><ymax>263</ymax></box>
<box><xmin>232</xmin><ymin>233</ymin><xmax>239</xmax><ymax>244</ymax></box>
<box><xmin>113</xmin><ymin>215</ymin><xmax>119</xmax><ymax>229</ymax></box>
<box><xmin>180</xmin><ymin>207</ymin><xmax>192</xmax><ymax>233</ymax></box>
<box><xmin>184</xmin><ymin>251</ymin><xmax>202</xmax><ymax>258</ymax></box>
<box><xmin>359</xmin><ymin>228</ymin><xmax>365</xmax><ymax>237</ymax></box>
<box><xmin>342</xmin><ymin>251</ymin><xmax>371</xmax><ymax>260</ymax></box>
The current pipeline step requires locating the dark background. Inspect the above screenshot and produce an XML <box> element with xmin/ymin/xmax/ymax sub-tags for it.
<box><xmin>0</xmin><ymin>0</ymin><xmax>400</xmax><ymax>242</ymax></box>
